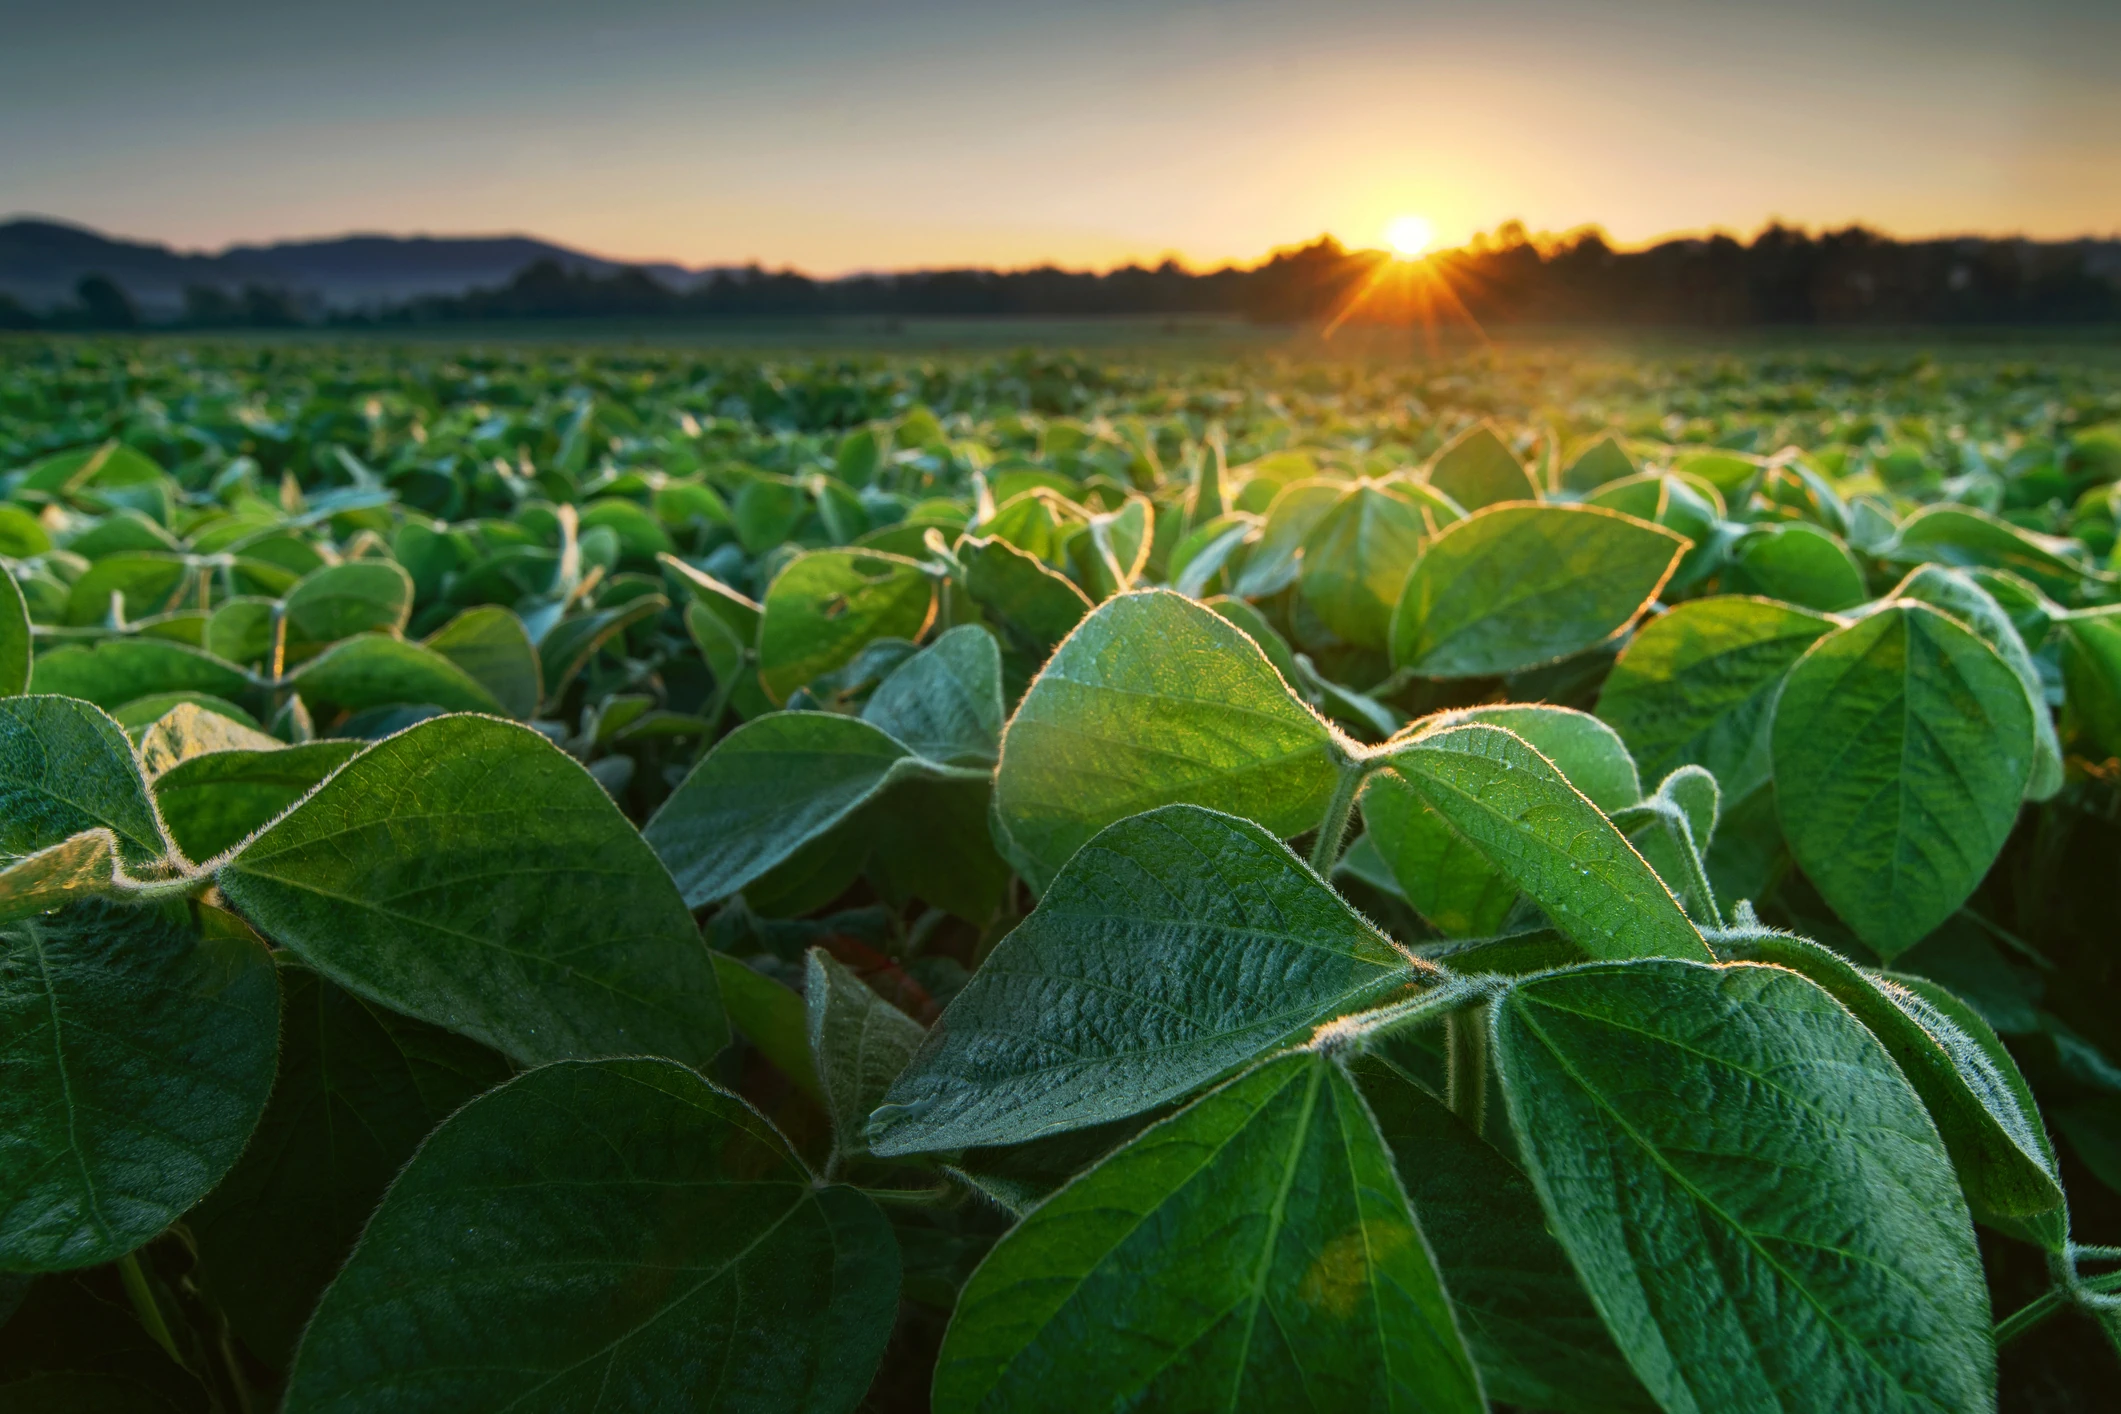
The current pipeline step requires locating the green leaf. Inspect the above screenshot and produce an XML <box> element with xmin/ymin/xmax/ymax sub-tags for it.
<box><xmin>645</xmin><ymin>710</ymin><xmax>919</xmax><ymax>908</ymax></box>
<box><xmin>0</xmin><ymin>901</ymin><xmax>279</xmax><ymax>1271</ymax></box>
<box><xmin>62</xmin><ymin>553</ymin><xmax>190</xmax><ymax>627</ymax></box>
<box><xmin>1352</xmin><ymin>1056</ymin><xmax>1653</xmax><ymax>1414</ymax></box>
<box><xmin>1559</xmin><ymin>434</ymin><xmax>1638</xmax><ymax>494</ymax></box>
<box><xmin>683</xmin><ymin>600</ymin><xmax>773</xmax><ymax>722</ymax></box>
<box><xmin>1362</xmin><ymin>706</ymin><xmax>1643</xmax><ymax>938</ymax></box>
<box><xmin>131</xmin><ymin>702</ymin><xmax>281</xmax><ymax>779</ymax></box>
<box><xmin>110</xmin><ymin>692</ymin><xmax>258</xmax><ymax>731</ymax></box>
<box><xmin>1384</xmin><ymin>724</ymin><xmax>1708</xmax><ymax>961</ymax></box>
<box><xmin>29</xmin><ymin>640</ymin><xmax>249</xmax><ymax>712</ymax></box>
<box><xmin>2060</xmin><ymin>606</ymin><xmax>2121</xmax><ymax>761</ymax></box>
<box><xmin>1426</xmin><ymin>422</ymin><xmax>1538</xmax><ymax>510</ymax></box>
<box><xmin>992</xmin><ymin>590</ymin><xmax>1340</xmax><ymax>890</ymax></box>
<box><xmin>1228</xmin><ymin>478</ymin><xmax>1343</xmax><ymax>599</ymax></box>
<box><xmin>1595</xmin><ymin>595</ymin><xmax>1836</xmax><ymax>800</ymax></box>
<box><xmin>932</xmin><ymin>1051</ymin><xmax>1482</xmax><ymax>1414</ymax></box>
<box><xmin>290</xmin><ymin>635</ymin><xmax>505</xmax><ymax>719</ymax></box>
<box><xmin>1885</xmin><ymin>503</ymin><xmax>2095</xmax><ymax>598</ymax></box>
<box><xmin>1711</xmin><ymin>928</ymin><xmax>2062</xmax><ymax>1226</ymax></box>
<box><xmin>959</xmin><ymin>535</ymin><xmax>1093</xmax><ymax>649</ymax></box>
<box><xmin>1623</xmin><ymin>765</ymin><xmax>1723</xmax><ymax>920</ymax></box>
<box><xmin>1390</xmin><ymin>504</ymin><xmax>1685</xmax><ymax>678</ymax></box>
<box><xmin>807</xmin><ymin>948</ymin><xmax>926</xmax><ymax>1169</ymax></box>
<box><xmin>188</xmin><ymin>965</ymin><xmax>510</xmax><ymax>1364</ymax></box>
<box><xmin>864</xmin><ymin>774</ymin><xmax>1012</xmax><ymax>925</ymax></box>
<box><xmin>1495</xmin><ymin>959</ymin><xmax>1994</xmax><ymax>1414</ymax></box>
<box><xmin>0</xmin><ymin>572</ymin><xmax>28</xmax><ymax>697</ymax></box>
<box><xmin>151</xmin><ymin>741</ymin><xmax>364</xmax><ymax>863</ymax></box>
<box><xmin>869</xmin><ymin>805</ymin><xmax>1427</xmax><ymax>1156</ymax></box>
<box><xmin>219</xmin><ymin>714</ymin><xmax>726</xmax><ymax>1068</ymax></box>
<box><xmin>422</xmin><ymin>605</ymin><xmax>541</xmax><ymax>719</ymax></box>
<box><xmin>1298</xmin><ymin>482</ymin><xmax>1432</xmax><ymax>649</ymax></box>
<box><xmin>0</xmin><ymin>831</ymin><xmax>130</xmax><ymax>923</ymax></box>
<box><xmin>711</xmin><ymin>952</ymin><xmax>820</xmax><ymax>1102</ymax></box>
<box><xmin>862</xmin><ymin>623</ymin><xmax>1004</xmax><ymax>767</ymax></box>
<box><xmin>1722</xmin><ymin>523</ymin><xmax>1868</xmax><ymax>612</ymax></box>
<box><xmin>282</xmin><ymin>561</ymin><xmax>414</xmax><ymax>651</ymax></box>
<box><xmin>283</xmin><ymin>1058</ymin><xmax>898</xmax><ymax>1413</ymax></box>
<box><xmin>758</xmin><ymin>549</ymin><xmax>935</xmax><ymax>703</ymax></box>
<box><xmin>1888</xmin><ymin>970</ymin><xmax>2068</xmax><ymax>1251</ymax></box>
<box><xmin>1892</xmin><ymin>564</ymin><xmax>2062</xmax><ymax>801</ymax></box>
<box><xmin>1771</xmin><ymin>603</ymin><xmax>2033</xmax><ymax>958</ymax></box>
<box><xmin>537</xmin><ymin>592</ymin><xmax>668</xmax><ymax>709</ymax></box>
<box><xmin>0</xmin><ymin>696</ymin><xmax>168</xmax><ymax>868</ymax></box>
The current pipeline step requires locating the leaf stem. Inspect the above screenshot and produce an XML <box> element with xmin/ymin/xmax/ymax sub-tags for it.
<box><xmin>1994</xmin><ymin>1258</ymin><xmax>2121</xmax><ymax>1347</ymax></box>
<box><xmin>1308</xmin><ymin>761</ymin><xmax>1367</xmax><ymax>874</ymax></box>
<box><xmin>117</xmin><ymin>1250</ymin><xmax>183</xmax><ymax>1368</ymax></box>
<box><xmin>1666</xmin><ymin>815</ymin><xmax>1726</xmax><ymax>931</ymax></box>
<box><xmin>1446</xmin><ymin>1002</ymin><xmax>1490</xmax><ymax>1137</ymax></box>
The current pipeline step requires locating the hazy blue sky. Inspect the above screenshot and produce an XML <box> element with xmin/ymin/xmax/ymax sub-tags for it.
<box><xmin>4</xmin><ymin>0</ymin><xmax>2116</xmax><ymax>271</ymax></box>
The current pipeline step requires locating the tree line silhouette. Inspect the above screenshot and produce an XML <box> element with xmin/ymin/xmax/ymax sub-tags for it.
<box><xmin>8</xmin><ymin>223</ymin><xmax>2117</xmax><ymax>330</ymax></box>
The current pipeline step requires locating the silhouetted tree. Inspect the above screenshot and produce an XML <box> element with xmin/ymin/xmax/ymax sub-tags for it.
<box><xmin>74</xmin><ymin>273</ymin><xmax>138</xmax><ymax>329</ymax></box>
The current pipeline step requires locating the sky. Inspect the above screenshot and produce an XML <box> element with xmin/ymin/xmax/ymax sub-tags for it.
<box><xmin>3</xmin><ymin>0</ymin><xmax>2117</xmax><ymax>274</ymax></box>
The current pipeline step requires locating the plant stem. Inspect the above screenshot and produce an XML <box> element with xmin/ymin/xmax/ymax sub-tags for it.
<box><xmin>1995</xmin><ymin>1286</ymin><xmax>2069</xmax><ymax>1348</ymax></box>
<box><xmin>1446</xmin><ymin>1002</ymin><xmax>1490</xmax><ymax>1138</ymax></box>
<box><xmin>1994</xmin><ymin>1265</ymin><xmax>2121</xmax><ymax>1347</ymax></box>
<box><xmin>118</xmin><ymin>1251</ymin><xmax>183</xmax><ymax>1368</ymax></box>
<box><xmin>1668</xmin><ymin>818</ymin><xmax>1726</xmax><ymax>930</ymax></box>
<box><xmin>1308</xmin><ymin>762</ymin><xmax>1366</xmax><ymax>875</ymax></box>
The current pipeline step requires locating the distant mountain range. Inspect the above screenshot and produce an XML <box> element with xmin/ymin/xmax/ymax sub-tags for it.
<box><xmin>0</xmin><ymin>217</ymin><xmax>705</xmax><ymax>316</ymax></box>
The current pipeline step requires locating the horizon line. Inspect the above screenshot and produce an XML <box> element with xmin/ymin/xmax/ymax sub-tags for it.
<box><xmin>9</xmin><ymin>210</ymin><xmax>2121</xmax><ymax>284</ymax></box>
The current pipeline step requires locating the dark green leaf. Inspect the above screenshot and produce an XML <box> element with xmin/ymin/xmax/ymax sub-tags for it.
<box><xmin>862</xmin><ymin>623</ymin><xmax>1004</xmax><ymax>767</ymax></box>
<box><xmin>869</xmin><ymin>805</ymin><xmax>1427</xmax><ymax>1156</ymax></box>
<box><xmin>711</xmin><ymin>952</ymin><xmax>820</xmax><ymax>1102</ymax></box>
<box><xmin>0</xmin><ymin>572</ymin><xmax>27</xmax><ymax>697</ymax></box>
<box><xmin>646</xmin><ymin>710</ymin><xmax>921</xmax><ymax>908</ymax></box>
<box><xmin>863</xmin><ymin>774</ymin><xmax>1011</xmax><ymax>924</ymax></box>
<box><xmin>959</xmin><ymin>535</ymin><xmax>1093</xmax><ymax>649</ymax></box>
<box><xmin>1363</xmin><ymin>705</ymin><xmax>1642</xmax><ymax>938</ymax></box>
<box><xmin>1298</xmin><ymin>482</ymin><xmax>1432</xmax><ymax>649</ymax></box>
<box><xmin>1426</xmin><ymin>422</ymin><xmax>1538</xmax><ymax>510</ymax></box>
<box><xmin>1353</xmin><ymin>1056</ymin><xmax>1653</xmax><ymax>1414</ymax></box>
<box><xmin>1596</xmin><ymin>595</ymin><xmax>1836</xmax><ymax>801</ymax></box>
<box><xmin>933</xmin><ymin>1051</ymin><xmax>1482</xmax><ymax>1414</ymax></box>
<box><xmin>1496</xmin><ymin>959</ymin><xmax>1994</xmax><ymax>1414</ymax></box>
<box><xmin>422</xmin><ymin>605</ymin><xmax>541</xmax><ymax>719</ymax></box>
<box><xmin>1889</xmin><ymin>565</ymin><xmax>2061</xmax><ymax>801</ymax></box>
<box><xmin>807</xmin><ymin>948</ymin><xmax>926</xmax><ymax>1169</ymax></box>
<box><xmin>29</xmin><ymin>640</ymin><xmax>249</xmax><ymax>712</ymax></box>
<box><xmin>1384</xmin><ymin>724</ymin><xmax>1708</xmax><ymax>961</ymax></box>
<box><xmin>1712</xmin><ymin>928</ymin><xmax>2063</xmax><ymax>1228</ymax></box>
<box><xmin>759</xmin><ymin>549</ymin><xmax>934</xmax><ymax>703</ymax></box>
<box><xmin>0</xmin><ymin>902</ymin><xmax>278</xmax><ymax>1271</ymax></box>
<box><xmin>992</xmin><ymin>590</ymin><xmax>1340</xmax><ymax>890</ymax></box>
<box><xmin>283</xmin><ymin>1058</ymin><xmax>897</xmax><ymax>1413</ymax></box>
<box><xmin>188</xmin><ymin>966</ymin><xmax>510</xmax><ymax>1364</ymax></box>
<box><xmin>219</xmin><ymin>714</ymin><xmax>725</xmax><ymax>1067</ymax></box>
<box><xmin>1390</xmin><ymin>504</ymin><xmax>1685</xmax><ymax>677</ymax></box>
<box><xmin>0</xmin><ymin>695</ymin><xmax>168</xmax><ymax>867</ymax></box>
<box><xmin>1722</xmin><ymin>523</ymin><xmax>1867</xmax><ymax>612</ymax></box>
<box><xmin>152</xmin><ymin>741</ymin><xmax>364</xmax><ymax>863</ymax></box>
<box><xmin>282</xmin><ymin>561</ymin><xmax>414</xmax><ymax>649</ymax></box>
<box><xmin>290</xmin><ymin>635</ymin><xmax>505</xmax><ymax>719</ymax></box>
<box><xmin>1772</xmin><ymin>603</ymin><xmax>2033</xmax><ymax>958</ymax></box>
<box><xmin>537</xmin><ymin>592</ymin><xmax>667</xmax><ymax>709</ymax></box>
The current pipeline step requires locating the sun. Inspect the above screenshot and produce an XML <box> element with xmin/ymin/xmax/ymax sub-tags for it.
<box><xmin>1385</xmin><ymin>214</ymin><xmax>1434</xmax><ymax>258</ymax></box>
